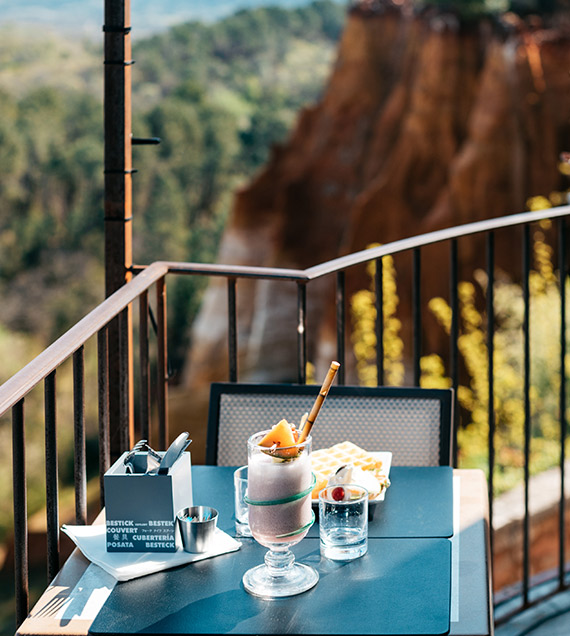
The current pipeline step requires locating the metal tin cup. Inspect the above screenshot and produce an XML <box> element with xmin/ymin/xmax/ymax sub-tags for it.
<box><xmin>177</xmin><ymin>506</ymin><xmax>218</xmax><ymax>553</ymax></box>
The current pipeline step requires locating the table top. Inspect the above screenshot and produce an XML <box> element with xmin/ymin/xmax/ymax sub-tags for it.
<box><xmin>199</xmin><ymin>465</ymin><xmax>455</xmax><ymax>539</ymax></box>
<box><xmin>17</xmin><ymin>468</ymin><xmax>493</xmax><ymax>636</ymax></box>
<box><xmin>90</xmin><ymin>538</ymin><xmax>452</xmax><ymax>636</ymax></box>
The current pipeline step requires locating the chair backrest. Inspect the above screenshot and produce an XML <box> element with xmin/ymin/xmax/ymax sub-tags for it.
<box><xmin>206</xmin><ymin>383</ymin><xmax>453</xmax><ymax>467</ymax></box>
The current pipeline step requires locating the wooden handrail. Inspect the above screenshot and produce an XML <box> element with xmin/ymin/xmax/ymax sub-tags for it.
<box><xmin>0</xmin><ymin>262</ymin><xmax>168</xmax><ymax>416</ymax></box>
<box><xmin>1</xmin><ymin>204</ymin><xmax>568</xmax><ymax>418</ymax></box>
<box><xmin>304</xmin><ymin>204</ymin><xmax>570</xmax><ymax>279</ymax></box>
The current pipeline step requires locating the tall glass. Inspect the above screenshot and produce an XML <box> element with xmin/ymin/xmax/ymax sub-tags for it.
<box><xmin>242</xmin><ymin>431</ymin><xmax>318</xmax><ymax>598</ymax></box>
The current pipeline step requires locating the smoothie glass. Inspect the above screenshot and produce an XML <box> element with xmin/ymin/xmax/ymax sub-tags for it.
<box><xmin>242</xmin><ymin>431</ymin><xmax>318</xmax><ymax>598</ymax></box>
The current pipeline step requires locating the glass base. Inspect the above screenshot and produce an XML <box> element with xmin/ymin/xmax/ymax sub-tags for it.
<box><xmin>320</xmin><ymin>538</ymin><xmax>367</xmax><ymax>561</ymax></box>
<box><xmin>235</xmin><ymin>520</ymin><xmax>252</xmax><ymax>538</ymax></box>
<box><xmin>243</xmin><ymin>550</ymin><xmax>318</xmax><ymax>598</ymax></box>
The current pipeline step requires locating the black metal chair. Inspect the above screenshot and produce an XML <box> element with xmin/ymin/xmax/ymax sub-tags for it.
<box><xmin>206</xmin><ymin>383</ymin><xmax>454</xmax><ymax>467</ymax></box>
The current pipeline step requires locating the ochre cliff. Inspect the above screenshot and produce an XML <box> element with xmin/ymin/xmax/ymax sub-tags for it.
<box><xmin>179</xmin><ymin>1</ymin><xmax>570</xmax><ymax>426</ymax></box>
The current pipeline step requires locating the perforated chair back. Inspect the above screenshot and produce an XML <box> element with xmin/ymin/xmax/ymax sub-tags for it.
<box><xmin>206</xmin><ymin>383</ymin><xmax>453</xmax><ymax>467</ymax></box>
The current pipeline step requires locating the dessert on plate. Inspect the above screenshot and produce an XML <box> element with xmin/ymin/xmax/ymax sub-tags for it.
<box><xmin>311</xmin><ymin>441</ymin><xmax>391</xmax><ymax>501</ymax></box>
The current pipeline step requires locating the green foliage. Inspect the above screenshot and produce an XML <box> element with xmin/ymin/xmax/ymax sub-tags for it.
<box><xmin>351</xmin><ymin>248</ymin><xmax>405</xmax><ymax>386</ymax></box>
<box><xmin>0</xmin><ymin>0</ymin><xmax>345</xmax><ymax>351</ymax></box>
<box><xmin>413</xmin><ymin>0</ymin><xmax>567</xmax><ymax>18</ymax></box>
<box><xmin>350</xmin><ymin>223</ymin><xmax>570</xmax><ymax>496</ymax></box>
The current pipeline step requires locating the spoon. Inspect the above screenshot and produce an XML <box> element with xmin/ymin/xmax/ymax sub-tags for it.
<box><xmin>155</xmin><ymin>432</ymin><xmax>192</xmax><ymax>475</ymax></box>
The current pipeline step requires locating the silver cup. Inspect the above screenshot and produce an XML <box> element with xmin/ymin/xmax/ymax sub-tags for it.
<box><xmin>177</xmin><ymin>506</ymin><xmax>218</xmax><ymax>553</ymax></box>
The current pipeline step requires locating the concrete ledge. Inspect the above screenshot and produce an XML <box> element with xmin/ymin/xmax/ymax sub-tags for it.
<box><xmin>493</xmin><ymin>462</ymin><xmax>570</xmax><ymax>591</ymax></box>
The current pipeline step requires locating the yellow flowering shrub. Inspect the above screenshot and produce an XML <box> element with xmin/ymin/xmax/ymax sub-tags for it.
<box><xmin>350</xmin><ymin>223</ymin><xmax>570</xmax><ymax>495</ymax></box>
<box><xmin>351</xmin><ymin>246</ymin><xmax>404</xmax><ymax>387</ymax></box>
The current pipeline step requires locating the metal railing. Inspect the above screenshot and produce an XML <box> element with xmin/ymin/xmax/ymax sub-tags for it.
<box><xmin>3</xmin><ymin>204</ymin><xmax>570</xmax><ymax>628</ymax></box>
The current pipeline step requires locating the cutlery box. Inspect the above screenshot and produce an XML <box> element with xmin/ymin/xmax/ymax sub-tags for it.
<box><xmin>104</xmin><ymin>451</ymin><xmax>193</xmax><ymax>553</ymax></box>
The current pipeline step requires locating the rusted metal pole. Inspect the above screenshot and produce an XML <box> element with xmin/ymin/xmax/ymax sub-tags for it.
<box><xmin>104</xmin><ymin>0</ymin><xmax>134</xmax><ymax>457</ymax></box>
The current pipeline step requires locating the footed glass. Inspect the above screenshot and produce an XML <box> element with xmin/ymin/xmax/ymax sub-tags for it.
<box><xmin>242</xmin><ymin>431</ymin><xmax>318</xmax><ymax>598</ymax></box>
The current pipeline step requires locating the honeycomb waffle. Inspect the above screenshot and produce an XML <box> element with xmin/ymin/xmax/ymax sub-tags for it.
<box><xmin>311</xmin><ymin>441</ymin><xmax>384</xmax><ymax>499</ymax></box>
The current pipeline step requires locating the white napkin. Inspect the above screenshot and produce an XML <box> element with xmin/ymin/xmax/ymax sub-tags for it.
<box><xmin>62</xmin><ymin>524</ymin><xmax>241</xmax><ymax>582</ymax></box>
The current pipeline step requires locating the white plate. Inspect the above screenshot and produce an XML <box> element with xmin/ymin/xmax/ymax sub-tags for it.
<box><xmin>312</xmin><ymin>450</ymin><xmax>392</xmax><ymax>506</ymax></box>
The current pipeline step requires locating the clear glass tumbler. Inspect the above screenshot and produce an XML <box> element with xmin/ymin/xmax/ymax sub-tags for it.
<box><xmin>233</xmin><ymin>466</ymin><xmax>252</xmax><ymax>537</ymax></box>
<box><xmin>319</xmin><ymin>485</ymin><xmax>368</xmax><ymax>561</ymax></box>
<box><xmin>242</xmin><ymin>431</ymin><xmax>318</xmax><ymax>598</ymax></box>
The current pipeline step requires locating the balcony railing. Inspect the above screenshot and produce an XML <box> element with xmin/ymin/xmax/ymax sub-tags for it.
<box><xmin>3</xmin><ymin>204</ymin><xmax>570</xmax><ymax>630</ymax></box>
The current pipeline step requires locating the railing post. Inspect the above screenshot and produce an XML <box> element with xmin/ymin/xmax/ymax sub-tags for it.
<box><xmin>336</xmin><ymin>271</ymin><xmax>346</xmax><ymax>385</ymax></box>
<box><xmin>98</xmin><ymin>328</ymin><xmax>110</xmax><ymax>509</ymax></box>
<box><xmin>558</xmin><ymin>216</ymin><xmax>567</xmax><ymax>589</ymax></box>
<box><xmin>522</xmin><ymin>224</ymin><xmax>531</xmax><ymax>607</ymax></box>
<box><xmin>297</xmin><ymin>282</ymin><xmax>307</xmax><ymax>384</ymax></box>
<box><xmin>73</xmin><ymin>346</ymin><xmax>87</xmax><ymax>525</ymax></box>
<box><xmin>157</xmin><ymin>277</ymin><xmax>169</xmax><ymax>449</ymax></box>
<box><xmin>12</xmin><ymin>399</ymin><xmax>28</xmax><ymax>628</ymax></box>
<box><xmin>413</xmin><ymin>248</ymin><xmax>421</xmax><ymax>386</ymax></box>
<box><xmin>139</xmin><ymin>291</ymin><xmax>150</xmax><ymax>442</ymax></box>
<box><xmin>104</xmin><ymin>0</ymin><xmax>134</xmax><ymax>459</ymax></box>
<box><xmin>227</xmin><ymin>278</ymin><xmax>238</xmax><ymax>383</ymax></box>
<box><xmin>450</xmin><ymin>240</ymin><xmax>459</xmax><ymax>466</ymax></box>
<box><xmin>118</xmin><ymin>308</ymin><xmax>134</xmax><ymax>454</ymax></box>
<box><xmin>45</xmin><ymin>371</ymin><xmax>59</xmax><ymax>582</ymax></box>
<box><xmin>486</xmin><ymin>232</ymin><xmax>495</xmax><ymax>540</ymax></box>
<box><xmin>375</xmin><ymin>258</ymin><xmax>384</xmax><ymax>386</ymax></box>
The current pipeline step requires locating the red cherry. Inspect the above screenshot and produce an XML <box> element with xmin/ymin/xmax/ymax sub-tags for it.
<box><xmin>331</xmin><ymin>486</ymin><xmax>345</xmax><ymax>501</ymax></box>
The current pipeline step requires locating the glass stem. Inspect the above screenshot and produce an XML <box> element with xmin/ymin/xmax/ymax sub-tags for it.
<box><xmin>265</xmin><ymin>549</ymin><xmax>294</xmax><ymax>577</ymax></box>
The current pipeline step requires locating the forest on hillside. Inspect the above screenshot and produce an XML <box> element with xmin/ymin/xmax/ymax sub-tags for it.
<box><xmin>0</xmin><ymin>0</ymin><xmax>346</xmax><ymax>375</ymax></box>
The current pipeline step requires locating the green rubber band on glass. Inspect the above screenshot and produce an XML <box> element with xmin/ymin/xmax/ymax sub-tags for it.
<box><xmin>275</xmin><ymin>509</ymin><xmax>315</xmax><ymax>539</ymax></box>
<box><xmin>244</xmin><ymin>473</ymin><xmax>316</xmax><ymax>507</ymax></box>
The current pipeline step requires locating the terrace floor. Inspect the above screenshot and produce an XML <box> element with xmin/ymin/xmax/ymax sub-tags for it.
<box><xmin>495</xmin><ymin>587</ymin><xmax>570</xmax><ymax>636</ymax></box>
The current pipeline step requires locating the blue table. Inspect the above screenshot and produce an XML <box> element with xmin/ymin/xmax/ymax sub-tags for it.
<box><xmin>89</xmin><ymin>466</ymin><xmax>454</xmax><ymax>636</ymax></box>
<box><xmin>17</xmin><ymin>468</ymin><xmax>493</xmax><ymax>636</ymax></box>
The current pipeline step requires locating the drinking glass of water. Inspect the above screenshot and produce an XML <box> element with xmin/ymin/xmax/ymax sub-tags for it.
<box><xmin>319</xmin><ymin>485</ymin><xmax>368</xmax><ymax>561</ymax></box>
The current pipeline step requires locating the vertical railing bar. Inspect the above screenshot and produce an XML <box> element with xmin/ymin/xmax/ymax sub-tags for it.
<box><xmin>73</xmin><ymin>346</ymin><xmax>87</xmax><ymax>525</ymax></box>
<box><xmin>227</xmin><ymin>278</ymin><xmax>238</xmax><ymax>383</ymax></box>
<box><xmin>117</xmin><ymin>308</ymin><xmax>132</xmax><ymax>454</ymax></box>
<box><xmin>98</xmin><ymin>327</ymin><xmax>110</xmax><ymax>510</ymax></box>
<box><xmin>336</xmin><ymin>271</ymin><xmax>346</xmax><ymax>385</ymax></box>
<box><xmin>558</xmin><ymin>216</ymin><xmax>567</xmax><ymax>589</ymax></box>
<box><xmin>522</xmin><ymin>223</ymin><xmax>531</xmax><ymax>606</ymax></box>
<box><xmin>413</xmin><ymin>248</ymin><xmax>422</xmax><ymax>386</ymax></box>
<box><xmin>450</xmin><ymin>239</ymin><xmax>459</xmax><ymax>467</ymax></box>
<box><xmin>156</xmin><ymin>277</ymin><xmax>169</xmax><ymax>449</ymax></box>
<box><xmin>12</xmin><ymin>399</ymin><xmax>28</xmax><ymax>627</ymax></box>
<box><xmin>297</xmin><ymin>282</ymin><xmax>307</xmax><ymax>384</ymax></box>
<box><xmin>375</xmin><ymin>258</ymin><xmax>384</xmax><ymax>386</ymax></box>
<box><xmin>139</xmin><ymin>291</ymin><xmax>150</xmax><ymax>442</ymax></box>
<box><xmin>45</xmin><ymin>370</ymin><xmax>59</xmax><ymax>583</ymax></box>
<box><xmin>486</xmin><ymin>232</ymin><xmax>495</xmax><ymax>544</ymax></box>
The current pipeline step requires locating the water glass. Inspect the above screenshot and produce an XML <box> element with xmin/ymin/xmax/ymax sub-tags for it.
<box><xmin>319</xmin><ymin>485</ymin><xmax>368</xmax><ymax>561</ymax></box>
<box><xmin>233</xmin><ymin>465</ymin><xmax>252</xmax><ymax>537</ymax></box>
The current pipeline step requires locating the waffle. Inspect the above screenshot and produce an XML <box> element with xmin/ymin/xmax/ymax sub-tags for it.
<box><xmin>311</xmin><ymin>441</ymin><xmax>384</xmax><ymax>499</ymax></box>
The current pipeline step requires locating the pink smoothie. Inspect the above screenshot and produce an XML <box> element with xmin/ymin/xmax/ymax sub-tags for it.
<box><xmin>248</xmin><ymin>448</ymin><xmax>312</xmax><ymax>546</ymax></box>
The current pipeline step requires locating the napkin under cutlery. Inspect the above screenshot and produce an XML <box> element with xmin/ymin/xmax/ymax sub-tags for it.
<box><xmin>62</xmin><ymin>524</ymin><xmax>241</xmax><ymax>582</ymax></box>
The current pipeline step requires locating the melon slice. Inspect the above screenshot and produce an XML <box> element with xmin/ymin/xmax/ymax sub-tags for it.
<box><xmin>259</xmin><ymin>419</ymin><xmax>299</xmax><ymax>458</ymax></box>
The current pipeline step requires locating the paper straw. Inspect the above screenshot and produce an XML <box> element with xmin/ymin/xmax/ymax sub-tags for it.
<box><xmin>298</xmin><ymin>361</ymin><xmax>340</xmax><ymax>443</ymax></box>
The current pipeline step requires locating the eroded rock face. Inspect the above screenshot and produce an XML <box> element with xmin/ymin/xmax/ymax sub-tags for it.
<box><xmin>183</xmin><ymin>1</ymin><xmax>570</xmax><ymax>391</ymax></box>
